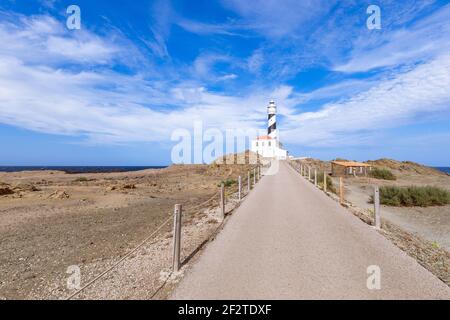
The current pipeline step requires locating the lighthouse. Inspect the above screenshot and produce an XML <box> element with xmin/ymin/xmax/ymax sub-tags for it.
<box><xmin>251</xmin><ymin>100</ymin><xmax>289</xmax><ymax>160</ymax></box>
<box><xmin>267</xmin><ymin>100</ymin><xmax>277</xmax><ymax>140</ymax></box>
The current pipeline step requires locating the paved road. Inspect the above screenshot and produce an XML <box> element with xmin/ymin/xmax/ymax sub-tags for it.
<box><xmin>171</xmin><ymin>161</ymin><xmax>450</xmax><ymax>299</ymax></box>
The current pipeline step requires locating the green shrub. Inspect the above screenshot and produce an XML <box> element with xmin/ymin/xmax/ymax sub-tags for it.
<box><xmin>371</xmin><ymin>186</ymin><xmax>450</xmax><ymax>207</ymax></box>
<box><xmin>74</xmin><ymin>177</ymin><xmax>89</xmax><ymax>182</ymax></box>
<box><xmin>369</xmin><ymin>168</ymin><xmax>396</xmax><ymax>180</ymax></box>
<box><xmin>317</xmin><ymin>172</ymin><xmax>336</xmax><ymax>194</ymax></box>
<box><xmin>218</xmin><ymin>179</ymin><xmax>237</xmax><ymax>188</ymax></box>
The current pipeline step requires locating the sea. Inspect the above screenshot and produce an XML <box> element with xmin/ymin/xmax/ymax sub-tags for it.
<box><xmin>436</xmin><ymin>167</ymin><xmax>450</xmax><ymax>174</ymax></box>
<box><xmin>0</xmin><ymin>166</ymin><xmax>167</xmax><ymax>174</ymax></box>
<box><xmin>1</xmin><ymin>166</ymin><xmax>449</xmax><ymax>174</ymax></box>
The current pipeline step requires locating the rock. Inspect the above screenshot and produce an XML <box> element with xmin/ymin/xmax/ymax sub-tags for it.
<box><xmin>105</xmin><ymin>184</ymin><xmax>135</xmax><ymax>191</ymax></box>
<box><xmin>48</xmin><ymin>190</ymin><xmax>70</xmax><ymax>199</ymax></box>
<box><xmin>0</xmin><ymin>185</ymin><xmax>14</xmax><ymax>196</ymax></box>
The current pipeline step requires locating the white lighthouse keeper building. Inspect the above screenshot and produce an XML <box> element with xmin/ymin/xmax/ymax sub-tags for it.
<box><xmin>251</xmin><ymin>100</ymin><xmax>289</xmax><ymax>160</ymax></box>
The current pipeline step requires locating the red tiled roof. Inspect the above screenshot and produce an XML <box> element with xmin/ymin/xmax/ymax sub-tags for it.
<box><xmin>331</xmin><ymin>161</ymin><xmax>372</xmax><ymax>167</ymax></box>
<box><xmin>257</xmin><ymin>135</ymin><xmax>273</xmax><ymax>140</ymax></box>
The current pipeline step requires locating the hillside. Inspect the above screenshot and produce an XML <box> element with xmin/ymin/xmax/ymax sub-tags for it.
<box><xmin>366</xmin><ymin>159</ymin><xmax>446</xmax><ymax>176</ymax></box>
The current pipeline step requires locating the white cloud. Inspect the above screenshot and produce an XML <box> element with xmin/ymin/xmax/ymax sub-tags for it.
<box><xmin>192</xmin><ymin>53</ymin><xmax>240</xmax><ymax>82</ymax></box>
<box><xmin>221</xmin><ymin>0</ymin><xmax>334</xmax><ymax>38</ymax></box>
<box><xmin>334</xmin><ymin>4</ymin><xmax>450</xmax><ymax>72</ymax></box>
<box><xmin>0</xmin><ymin>12</ymin><xmax>269</xmax><ymax>144</ymax></box>
<box><xmin>144</xmin><ymin>0</ymin><xmax>174</xmax><ymax>58</ymax></box>
<box><xmin>1</xmin><ymin>7</ymin><xmax>450</xmax><ymax>153</ymax></box>
<box><xmin>247</xmin><ymin>50</ymin><xmax>264</xmax><ymax>74</ymax></box>
<box><xmin>177</xmin><ymin>19</ymin><xmax>239</xmax><ymax>36</ymax></box>
<box><xmin>0</xmin><ymin>53</ymin><xmax>263</xmax><ymax>143</ymax></box>
<box><xmin>283</xmin><ymin>54</ymin><xmax>450</xmax><ymax>146</ymax></box>
<box><xmin>0</xmin><ymin>13</ymin><xmax>122</xmax><ymax>66</ymax></box>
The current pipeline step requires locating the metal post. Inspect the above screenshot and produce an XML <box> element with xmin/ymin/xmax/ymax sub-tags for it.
<box><xmin>248</xmin><ymin>171</ymin><xmax>251</xmax><ymax>192</ymax></box>
<box><xmin>253</xmin><ymin>168</ymin><xmax>256</xmax><ymax>185</ymax></box>
<box><xmin>314</xmin><ymin>169</ymin><xmax>318</xmax><ymax>187</ymax></box>
<box><xmin>339</xmin><ymin>177</ymin><xmax>344</xmax><ymax>204</ymax></box>
<box><xmin>374</xmin><ymin>186</ymin><xmax>381</xmax><ymax>229</ymax></box>
<box><xmin>221</xmin><ymin>182</ymin><xmax>225</xmax><ymax>219</ymax></box>
<box><xmin>238</xmin><ymin>176</ymin><xmax>242</xmax><ymax>201</ymax></box>
<box><xmin>324</xmin><ymin>172</ymin><xmax>327</xmax><ymax>192</ymax></box>
<box><xmin>172</xmin><ymin>204</ymin><xmax>182</xmax><ymax>272</ymax></box>
<box><xmin>308</xmin><ymin>167</ymin><xmax>311</xmax><ymax>181</ymax></box>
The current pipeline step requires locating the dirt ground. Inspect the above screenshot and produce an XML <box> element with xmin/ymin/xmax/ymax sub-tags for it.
<box><xmin>339</xmin><ymin>169</ymin><xmax>450</xmax><ymax>252</ymax></box>
<box><xmin>0</xmin><ymin>159</ymin><xmax>257</xmax><ymax>300</ymax></box>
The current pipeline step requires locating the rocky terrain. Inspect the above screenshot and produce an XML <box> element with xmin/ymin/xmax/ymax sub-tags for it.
<box><xmin>0</xmin><ymin>156</ymin><xmax>258</xmax><ymax>300</ymax></box>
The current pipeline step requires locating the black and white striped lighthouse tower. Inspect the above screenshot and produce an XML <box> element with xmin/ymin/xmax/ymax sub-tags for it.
<box><xmin>267</xmin><ymin>100</ymin><xmax>277</xmax><ymax>140</ymax></box>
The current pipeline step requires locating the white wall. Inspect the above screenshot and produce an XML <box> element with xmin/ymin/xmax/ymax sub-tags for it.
<box><xmin>251</xmin><ymin>140</ymin><xmax>288</xmax><ymax>159</ymax></box>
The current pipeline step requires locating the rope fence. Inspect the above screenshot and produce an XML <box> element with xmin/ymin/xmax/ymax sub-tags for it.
<box><xmin>65</xmin><ymin>164</ymin><xmax>264</xmax><ymax>300</ymax></box>
<box><xmin>288</xmin><ymin>159</ymin><xmax>381</xmax><ymax>229</ymax></box>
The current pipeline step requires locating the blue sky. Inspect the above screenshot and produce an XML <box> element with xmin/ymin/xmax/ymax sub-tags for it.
<box><xmin>0</xmin><ymin>0</ymin><xmax>450</xmax><ymax>166</ymax></box>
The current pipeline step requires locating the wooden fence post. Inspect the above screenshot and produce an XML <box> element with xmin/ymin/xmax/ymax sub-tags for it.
<box><xmin>248</xmin><ymin>171</ymin><xmax>251</xmax><ymax>192</ymax></box>
<box><xmin>253</xmin><ymin>168</ymin><xmax>256</xmax><ymax>185</ymax></box>
<box><xmin>314</xmin><ymin>169</ymin><xmax>318</xmax><ymax>187</ymax></box>
<box><xmin>238</xmin><ymin>176</ymin><xmax>242</xmax><ymax>201</ymax></box>
<box><xmin>374</xmin><ymin>186</ymin><xmax>381</xmax><ymax>229</ymax></box>
<box><xmin>220</xmin><ymin>182</ymin><xmax>225</xmax><ymax>219</ymax></box>
<box><xmin>172</xmin><ymin>204</ymin><xmax>182</xmax><ymax>272</ymax></box>
<box><xmin>308</xmin><ymin>167</ymin><xmax>311</xmax><ymax>181</ymax></box>
<box><xmin>324</xmin><ymin>172</ymin><xmax>327</xmax><ymax>192</ymax></box>
<box><xmin>300</xmin><ymin>164</ymin><xmax>303</xmax><ymax>176</ymax></box>
<box><xmin>339</xmin><ymin>177</ymin><xmax>344</xmax><ymax>204</ymax></box>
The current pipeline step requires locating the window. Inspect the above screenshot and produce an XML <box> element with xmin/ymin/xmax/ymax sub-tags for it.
<box><xmin>268</xmin><ymin>141</ymin><xmax>271</xmax><ymax>147</ymax></box>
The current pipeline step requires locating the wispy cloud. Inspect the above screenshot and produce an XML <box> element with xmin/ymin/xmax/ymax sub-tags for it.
<box><xmin>176</xmin><ymin>19</ymin><xmax>240</xmax><ymax>36</ymax></box>
<box><xmin>283</xmin><ymin>54</ymin><xmax>450</xmax><ymax>146</ymax></box>
<box><xmin>1</xmin><ymin>1</ymin><xmax>450</xmax><ymax>158</ymax></box>
<box><xmin>144</xmin><ymin>0</ymin><xmax>174</xmax><ymax>59</ymax></box>
<box><xmin>221</xmin><ymin>0</ymin><xmax>335</xmax><ymax>38</ymax></box>
<box><xmin>334</xmin><ymin>3</ymin><xmax>450</xmax><ymax>72</ymax></box>
<box><xmin>0</xmin><ymin>13</ymin><xmax>268</xmax><ymax>143</ymax></box>
<box><xmin>0</xmin><ymin>12</ymin><xmax>126</xmax><ymax>66</ymax></box>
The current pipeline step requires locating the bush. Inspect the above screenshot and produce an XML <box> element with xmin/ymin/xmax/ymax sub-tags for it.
<box><xmin>316</xmin><ymin>172</ymin><xmax>336</xmax><ymax>194</ymax></box>
<box><xmin>371</xmin><ymin>186</ymin><xmax>450</xmax><ymax>207</ymax></box>
<box><xmin>218</xmin><ymin>179</ymin><xmax>237</xmax><ymax>188</ymax></box>
<box><xmin>369</xmin><ymin>168</ymin><xmax>396</xmax><ymax>181</ymax></box>
<box><xmin>74</xmin><ymin>177</ymin><xmax>89</xmax><ymax>182</ymax></box>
